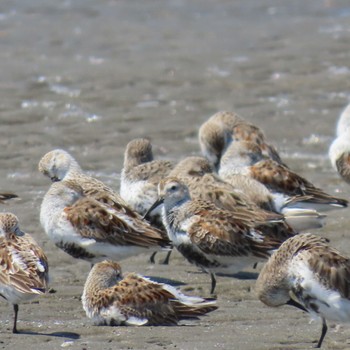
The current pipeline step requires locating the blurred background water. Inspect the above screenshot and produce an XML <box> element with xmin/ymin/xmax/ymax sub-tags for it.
<box><xmin>0</xmin><ymin>0</ymin><xmax>350</xmax><ymax>244</ymax></box>
<box><xmin>2</xmin><ymin>1</ymin><xmax>350</xmax><ymax>347</ymax></box>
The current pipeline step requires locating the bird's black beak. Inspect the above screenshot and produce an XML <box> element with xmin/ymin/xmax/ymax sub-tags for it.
<box><xmin>286</xmin><ymin>299</ymin><xmax>307</xmax><ymax>313</ymax></box>
<box><xmin>143</xmin><ymin>197</ymin><xmax>164</xmax><ymax>220</ymax></box>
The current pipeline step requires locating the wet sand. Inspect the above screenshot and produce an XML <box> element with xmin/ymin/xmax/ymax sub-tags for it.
<box><xmin>1</xmin><ymin>0</ymin><xmax>350</xmax><ymax>349</ymax></box>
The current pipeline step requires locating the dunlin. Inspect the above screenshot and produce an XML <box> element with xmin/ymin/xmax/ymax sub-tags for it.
<box><xmin>170</xmin><ymin>156</ymin><xmax>324</xmax><ymax>232</ymax></box>
<box><xmin>219</xmin><ymin>141</ymin><xmax>348</xmax><ymax>211</ymax></box>
<box><xmin>40</xmin><ymin>180</ymin><xmax>170</xmax><ymax>264</ymax></box>
<box><xmin>82</xmin><ymin>260</ymin><xmax>217</xmax><ymax>326</ymax></box>
<box><xmin>0</xmin><ymin>213</ymin><xmax>49</xmax><ymax>333</ymax></box>
<box><xmin>146</xmin><ymin>177</ymin><xmax>295</xmax><ymax>294</ymax></box>
<box><xmin>198</xmin><ymin>111</ymin><xmax>283</xmax><ymax>168</ymax></box>
<box><xmin>256</xmin><ymin>233</ymin><xmax>350</xmax><ymax>348</ymax></box>
<box><xmin>329</xmin><ymin>128</ymin><xmax>350</xmax><ymax>183</ymax></box>
<box><xmin>120</xmin><ymin>138</ymin><xmax>174</xmax><ymax>263</ymax></box>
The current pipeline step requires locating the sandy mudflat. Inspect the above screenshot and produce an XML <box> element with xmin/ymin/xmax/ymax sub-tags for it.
<box><xmin>1</xmin><ymin>0</ymin><xmax>350</xmax><ymax>348</ymax></box>
<box><xmin>2</xmin><ymin>224</ymin><xmax>350</xmax><ymax>350</ymax></box>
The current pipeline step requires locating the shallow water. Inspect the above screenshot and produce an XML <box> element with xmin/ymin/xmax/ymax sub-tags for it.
<box><xmin>1</xmin><ymin>0</ymin><xmax>350</xmax><ymax>349</ymax></box>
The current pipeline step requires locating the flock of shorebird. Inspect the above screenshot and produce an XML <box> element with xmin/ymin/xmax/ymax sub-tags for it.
<box><xmin>1</xmin><ymin>106</ymin><xmax>350</xmax><ymax>347</ymax></box>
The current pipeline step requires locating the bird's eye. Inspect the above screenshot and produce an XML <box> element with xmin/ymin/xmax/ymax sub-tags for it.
<box><xmin>170</xmin><ymin>185</ymin><xmax>177</xmax><ymax>191</ymax></box>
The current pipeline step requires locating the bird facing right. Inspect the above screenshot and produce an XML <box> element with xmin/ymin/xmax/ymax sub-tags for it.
<box><xmin>256</xmin><ymin>233</ymin><xmax>350</xmax><ymax>348</ymax></box>
<box><xmin>40</xmin><ymin>180</ymin><xmax>170</xmax><ymax>264</ymax></box>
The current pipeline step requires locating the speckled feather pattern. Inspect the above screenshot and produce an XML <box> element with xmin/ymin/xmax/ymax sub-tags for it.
<box><xmin>220</xmin><ymin>141</ymin><xmax>348</xmax><ymax>209</ymax></box>
<box><xmin>82</xmin><ymin>260</ymin><xmax>217</xmax><ymax>326</ymax></box>
<box><xmin>39</xmin><ymin>151</ymin><xmax>170</xmax><ymax>263</ymax></box>
<box><xmin>158</xmin><ymin>178</ymin><xmax>295</xmax><ymax>278</ymax></box>
<box><xmin>0</xmin><ymin>213</ymin><xmax>49</xmax><ymax>302</ymax></box>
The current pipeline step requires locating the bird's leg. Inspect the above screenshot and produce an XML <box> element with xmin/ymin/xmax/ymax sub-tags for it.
<box><xmin>316</xmin><ymin>318</ymin><xmax>327</xmax><ymax>348</ymax></box>
<box><xmin>149</xmin><ymin>252</ymin><xmax>157</xmax><ymax>264</ymax></box>
<box><xmin>161</xmin><ymin>250</ymin><xmax>172</xmax><ymax>265</ymax></box>
<box><xmin>210</xmin><ymin>272</ymin><xmax>216</xmax><ymax>295</ymax></box>
<box><xmin>12</xmin><ymin>304</ymin><xmax>19</xmax><ymax>334</ymax></box>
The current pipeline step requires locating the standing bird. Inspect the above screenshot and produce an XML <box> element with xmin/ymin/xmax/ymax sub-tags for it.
<box><xmin>146</xmin><ymin>177</ymin><xmax>294</xmax><ymax>294</ymax></box>
<box><xmin>219</xmin><ymin>141</ymin><xmax>348</xmax><ymax>212</ymax></box>
<box><xmin>82</xmin><ymin>260</ymin><xmax>217</xmax><ymax>326</ymax></box>
<box><xmin>0</xmin><ymin>213</ymin><xmax>49</xmax><ymax>333</ymax></box>
<box><xmin>40</xmin><ymin>180</ymin><xmax>170</xmax><ymax>264</ymax></box>
<box><xmin>120</xmin><ymin>138</ymin><xmax>174</xmax><ymax>264</ymax></box>
<box><xmin>39</xmin><ymin>149</ymin><xmax>170</xmax><ymax>263</ymax></box>
<box><xmin>256</xmin><ymin>233</ymin><xmax>350</xmax><ymax>348</ymax></box>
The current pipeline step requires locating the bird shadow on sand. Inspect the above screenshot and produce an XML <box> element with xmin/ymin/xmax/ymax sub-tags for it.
<box><xmin>217</xmin><ymin>271</ymin><xmax>259</xmax><ymax>280</ymax></box>
<box><xmin>16</xmin><ymin>330</ymin><xmax>80</xmax><ymax>339</ymax></box>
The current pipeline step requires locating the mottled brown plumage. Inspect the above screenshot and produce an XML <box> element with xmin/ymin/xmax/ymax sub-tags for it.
<box><xmin>220</xmin><ymin>141</ymin><xmax>348</xmax><ymax>211</ymax></box>
<box><xmin>256</xmin><ymin>233</ymin><xmax>350</xmax><ymax>348</ymax></box>
<box><xmin>231</xmin><ymin>122</ymin><xmax>283</xmax><ymax>164</ymax></box>
<box><xmin>40</xmin><ymin>180</ymin><xmax>170</xmax><ymax>264</ymax></box>
<box><xmin>149</xmin><ymin>177</ymin><xmax>295</xmax><ymax>293</ymax></box>
<box><xmin>82</xmin><ymin>260</ymin><xmax>217</xmax><ymax>326</ymax></box>
<box><xmin>0</xmin><ymin>213</ymin><xmax>49</xmax><ymax>333</ymax></box>
<box><xmin>64</xmin><ymin>194</ymin><xmax>168</xmax><ymax>248</ymax></box>
<box><xmin>169</xmin><ymin>156</ymin><xmax>281</xmax><ymax>223</ymax></box>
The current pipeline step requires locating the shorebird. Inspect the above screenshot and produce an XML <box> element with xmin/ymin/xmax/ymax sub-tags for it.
<box><xmin>256</xmin><ymin>233</ymin><xmax>350</xmax><ymax>348</ymax></box>
<box><xmin>329</xmin><ymin>128</ymin><xmax>350</xmax><ymax>184</ymax></box>
<box><xmin>40</xmin><ymin>180</ymin><xmax>171</xmax><ymax>264</ymax></box>
<box><xmin>0</xmin><ymin>213</ymin><xmax>49</xmax><ymax>333</ymax></box>
<box><xmin>219</xmin><ymin>141</ymin><xmax>348</xmax><ymax>212</ymax></box>
<box><xmin>120</xmin><ymin>138</ymin><xmax>174</xmax><ymax>264</ymax></box>
<box><xmin>146</xmin><ymin>177</ymin><xmax>295</xmax><ymax>294</ymax></box>
<box><xmin>82</xmin><ymin>260</ymin><xmax>217</xmax><ymax>326</ymax></box>
<box><xmin>170</xmin><ymin>156</ymin><xmax>325</xmax><ymax>232</ymax></box>
<box><xmin>198</xmin><ymin>111</ymin><xmax>283</xmax><ymax>169</ymax></box>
